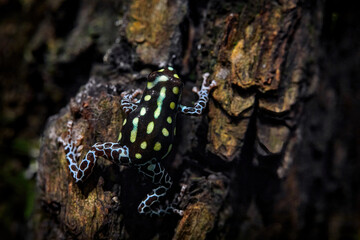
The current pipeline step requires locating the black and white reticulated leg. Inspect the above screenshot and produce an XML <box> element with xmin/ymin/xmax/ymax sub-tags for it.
<box><xmin>136</xmin><ymin>159</ymin><xmax>183</xmax><ymax>217</ymax></box>
<box><xmin>179</xmin><ymin>72</ymin><xmax>217</xmax><ymax>116</ymax></box>
<box><xmin>59</xmin><ymin>121</ymin><xmax>131</xmax><ymax>182</ymax></box>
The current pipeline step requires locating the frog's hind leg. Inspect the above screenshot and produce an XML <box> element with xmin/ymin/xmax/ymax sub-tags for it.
<box><xmin>136</xmin><ymin>159</ymin><xmax>183</xmax><ymax>216</ymax></box>
<box><xmin>59</xmin><ymin>121</ymin><xmax>131</xmax><ymax>182</ymax></box>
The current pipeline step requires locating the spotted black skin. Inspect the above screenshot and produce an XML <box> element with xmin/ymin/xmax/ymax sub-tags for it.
<box><xmin>119</xmin><ymin>68</ymin><xmax>183</xmax><ymax>163</ymax></box>
<box><xmin>60</xmin><ymin>67</ymin><xmax>216</xmax><ymax>216</ymax></box>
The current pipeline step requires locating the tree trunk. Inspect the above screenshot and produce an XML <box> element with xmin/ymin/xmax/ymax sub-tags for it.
<box><xmin>33</xmin><ymin>0</ymin><xmax>360</xmax><ymax>239</ymax></box>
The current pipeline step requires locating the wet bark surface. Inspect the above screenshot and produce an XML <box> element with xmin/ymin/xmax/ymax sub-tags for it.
<box><xmin>1</xmin><ymin>0</ymin><xmax>357</xmax><ymax>239</ymax></box>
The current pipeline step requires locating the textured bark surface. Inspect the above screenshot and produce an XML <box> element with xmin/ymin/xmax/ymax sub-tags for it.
<box><xmin>30</xmin><ymin>0</ymin><xmax>360</xmax><ymax>239</ymax></box>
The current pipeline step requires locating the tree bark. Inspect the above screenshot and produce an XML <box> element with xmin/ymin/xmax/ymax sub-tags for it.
<box><xmin>33</xmin><ymin>0</ymin><xmax>360</xmax><ymax>239</ymax></box>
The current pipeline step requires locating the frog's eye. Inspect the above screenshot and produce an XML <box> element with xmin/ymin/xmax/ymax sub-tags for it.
<box><xmin>148</xmin><ymin>71</ymin><xmax>158</xmax><ymax>81</ymax></box>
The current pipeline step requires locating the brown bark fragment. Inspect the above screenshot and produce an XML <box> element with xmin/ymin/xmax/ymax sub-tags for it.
<box><xmin>230</xmin><ymin>2</ymin><xmax>300</xmax><ymax>92</ymax></box>
<box><xmin>256</xmin><ymin>122</ymin><xmax>290</xmax><ymax>155</ymax></box>
<box><xmin>174</xmin><ymin>203</ymin><xmax>215</xmax><ymax>240</ymax></box>
<box><xmin>212</xmin><ymin>65</ymin><xmax>256</xmax><ymax>117</ymax></box>
<box><xmin>174</xmin><ymin>173</ymin><xmax>229</xmax><ymax>240</ymax></box>
<box><xmin>126</xmin><ymin>0</ymin><xmax>187</xmax><ymax>64</ymax></box>
<box><xmin>36</xmin><ymin>88</ymin><xmax>125</xmax><ymax>239</ymax></box>
<box><xmin>208</xmin><ymin>100</ymin><xmax>250</xmax><ymax>161</ymax></box>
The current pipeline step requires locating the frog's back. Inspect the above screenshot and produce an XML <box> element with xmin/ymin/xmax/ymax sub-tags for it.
<box><xmin>119</xmin><ymin>68</ymin><xmax>183</xmax><ymax>162</ymax></box>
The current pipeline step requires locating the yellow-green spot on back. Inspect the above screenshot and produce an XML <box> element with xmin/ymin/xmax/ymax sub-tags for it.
<box><xmin>154</xmin><ymin>87</ymin><xmax>166</xmax><ymax>119</ymax></box>
<box><xmin>135</xmin><ymin>153</ymin><xmax>142</xmax><ymax>159</ymax></box>
<box><xmin>154</xmin><ymin>142</ymin><xmax>161</xmax><ymax>151</ymax></box>
<box><xmin>147</xmin><ymin>75</ymin><xmax>169</xmax><ymax>89</ymax></box>
<box><xmin>158</xmin><ymin>69</ymin><xmax>165</xmax><ymax>72</ymax></box>
<box><xmin>147</xmin><ymin>164</ymin><xmax>156</xmax><ymax>171</ymax></box>
<box><xmin>140</xmin><ymin>141</ymin><xmax>147</xmax><ymax>149</ymax></box>
<box><xmin>140</xmin><ymin>107</ymin><xmax>146</xmax><ymax>116</ymax></box>
<box><xmin>144</xmin><ymin>95</ymin><xmax>151</xmax><ymax>101</ymax></box>
<box><xmin>130</xmin><ymin>117</ymin><xmax>139</xmax><ymax>143</ymax></box>
<box><xmin>162</xmin><ymin>128</ymin><xmax>169</xmax><ymax>137</ymax></box>
<box><xmin>173</xmin><ymin>74</ymin><xmax>179</xmax><ymax>79</ymax></box>
<box><xmin>168</xmin><ymin>66</ymin><xmax>174</xmax><ymax>71</ymax></box>
<box><xmin>172</xmin><ymin>86</ymin><xmax>179</xmax><ymax>94</ymax></box>
<box><xmin>133</xmin><ymin>117</ymin><xmax>139</xmax><ymax>124</ymax></box>
<box><xmin>174</xmin><ymin>127</ymin><xmax>176</xmax><ymax>135</ymax></box>
<box><xmin>118</xmin><ymin>132</ymin><xmax>122</xmax><ymax>141</ymax></box>
<box><xmin>147</xmin><ymin>82</ymin><xmax>153</xmax><ymax>89</ymax></box>
<box><xmin>159</xmin><ymin>75</ymin><xmax>169</xmax><ymax>81</ymax></box>
<box><xmin>147</xmin><ymin>121</ymin><xmax>154</xmax><ymax>134</ymax></box>
<box><xmin>167</xmin><ymin>116</ymin><xmax>172</xmax><ymax>124</ymax></box>
<box><xmin>170</xmin><ymin>102</ymin><xmax>176</xmax><ymax>110</ymax></box>
<box><xmin>123</xmin><ymin>119</ymin><xmax>127</xmax><ymax>126</ymax></box>
<box><xmin>162</xmin><ymin>144</ymin><xmax>173</xmax><ymax>159</ymax></box>
<box><xmin>154</xmin><ymin>108</ymin><xmax>161</xmax><ymax>119</ymax></box>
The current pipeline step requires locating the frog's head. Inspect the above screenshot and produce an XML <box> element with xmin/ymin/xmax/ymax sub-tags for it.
<box><xmin>146</xmin><ymin>67</ymin><xmax>184</xmax><ymax>91</ymax></box>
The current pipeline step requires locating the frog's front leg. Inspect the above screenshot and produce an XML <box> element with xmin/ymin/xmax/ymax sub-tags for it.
<box><xmin>179</xmin><ymin>72</ymin><xmax>217</xmax><ymax>116</ymax></box>
<box><xmin>120</xmin><ymin>89</ymin><xmax>143</xmax><ymax>114</ymax></box>
<box><xmin>136</xmin><ymin>159</ymin><xmax>183</xmax><ymax>216</ymax></box>
<box><xmin>59</xmin><ymin>121</ymin><xmax>131</xmax><ymax>182</ymax></box>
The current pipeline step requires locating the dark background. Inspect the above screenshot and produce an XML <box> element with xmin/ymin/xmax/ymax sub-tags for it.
<box><xmin>0</xmin><ymin>0</ymin><xmax>359</xmax><ymax>239</ymax></box>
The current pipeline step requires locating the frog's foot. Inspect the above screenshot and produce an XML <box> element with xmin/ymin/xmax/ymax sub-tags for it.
<box><xmin>176</xmin><ymin>184</ymin><xmax>187</xmax><ymax>203</ymax></box>
<box><xmin>121</xmin><ymin>89</ymin><xmax>143</xmax><ymax>113</ymax></box>
<box><xmin>169</xmin><ymin>184</ymin><xmax>187</xmax><ymax>216</ymax></box>
<box><xmin>57</xmin><ymin>120</ymin><xmax>72</xmax><ymax>146</ymax></box>
<box><xmin>121</xmin><ymin>88</ymin><xmax>143</xmax><ymax>102</ymax></box>
<box><xmin>179</xmin><ymin>73</ymin><xmax>217</xmax><ymax>116</ymax></box>
<box><xmin>58</xmin><ymin>120</ymin><xmax>86</xmax><ymax>181</ymax></box>
<box><xmin>192</xmin><ymin>72</ymin><xmax>217</xmax><ymax>96</ymax></box>
<box><xmin>58</xmin><ymin>120</ymin><xmax>84</xmax><ymax>152</ymax></box>
<box><xmin>159</xmin><ymin>204</ymin><xmax>183</xmax><ymax>216</ymax></box>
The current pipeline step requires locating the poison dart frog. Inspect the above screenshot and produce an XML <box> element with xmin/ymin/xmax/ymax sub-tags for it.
<box><xmin>59</xmin><ymin>67</ymin><xmax>216</xmax><ymax>216</ymax></box>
